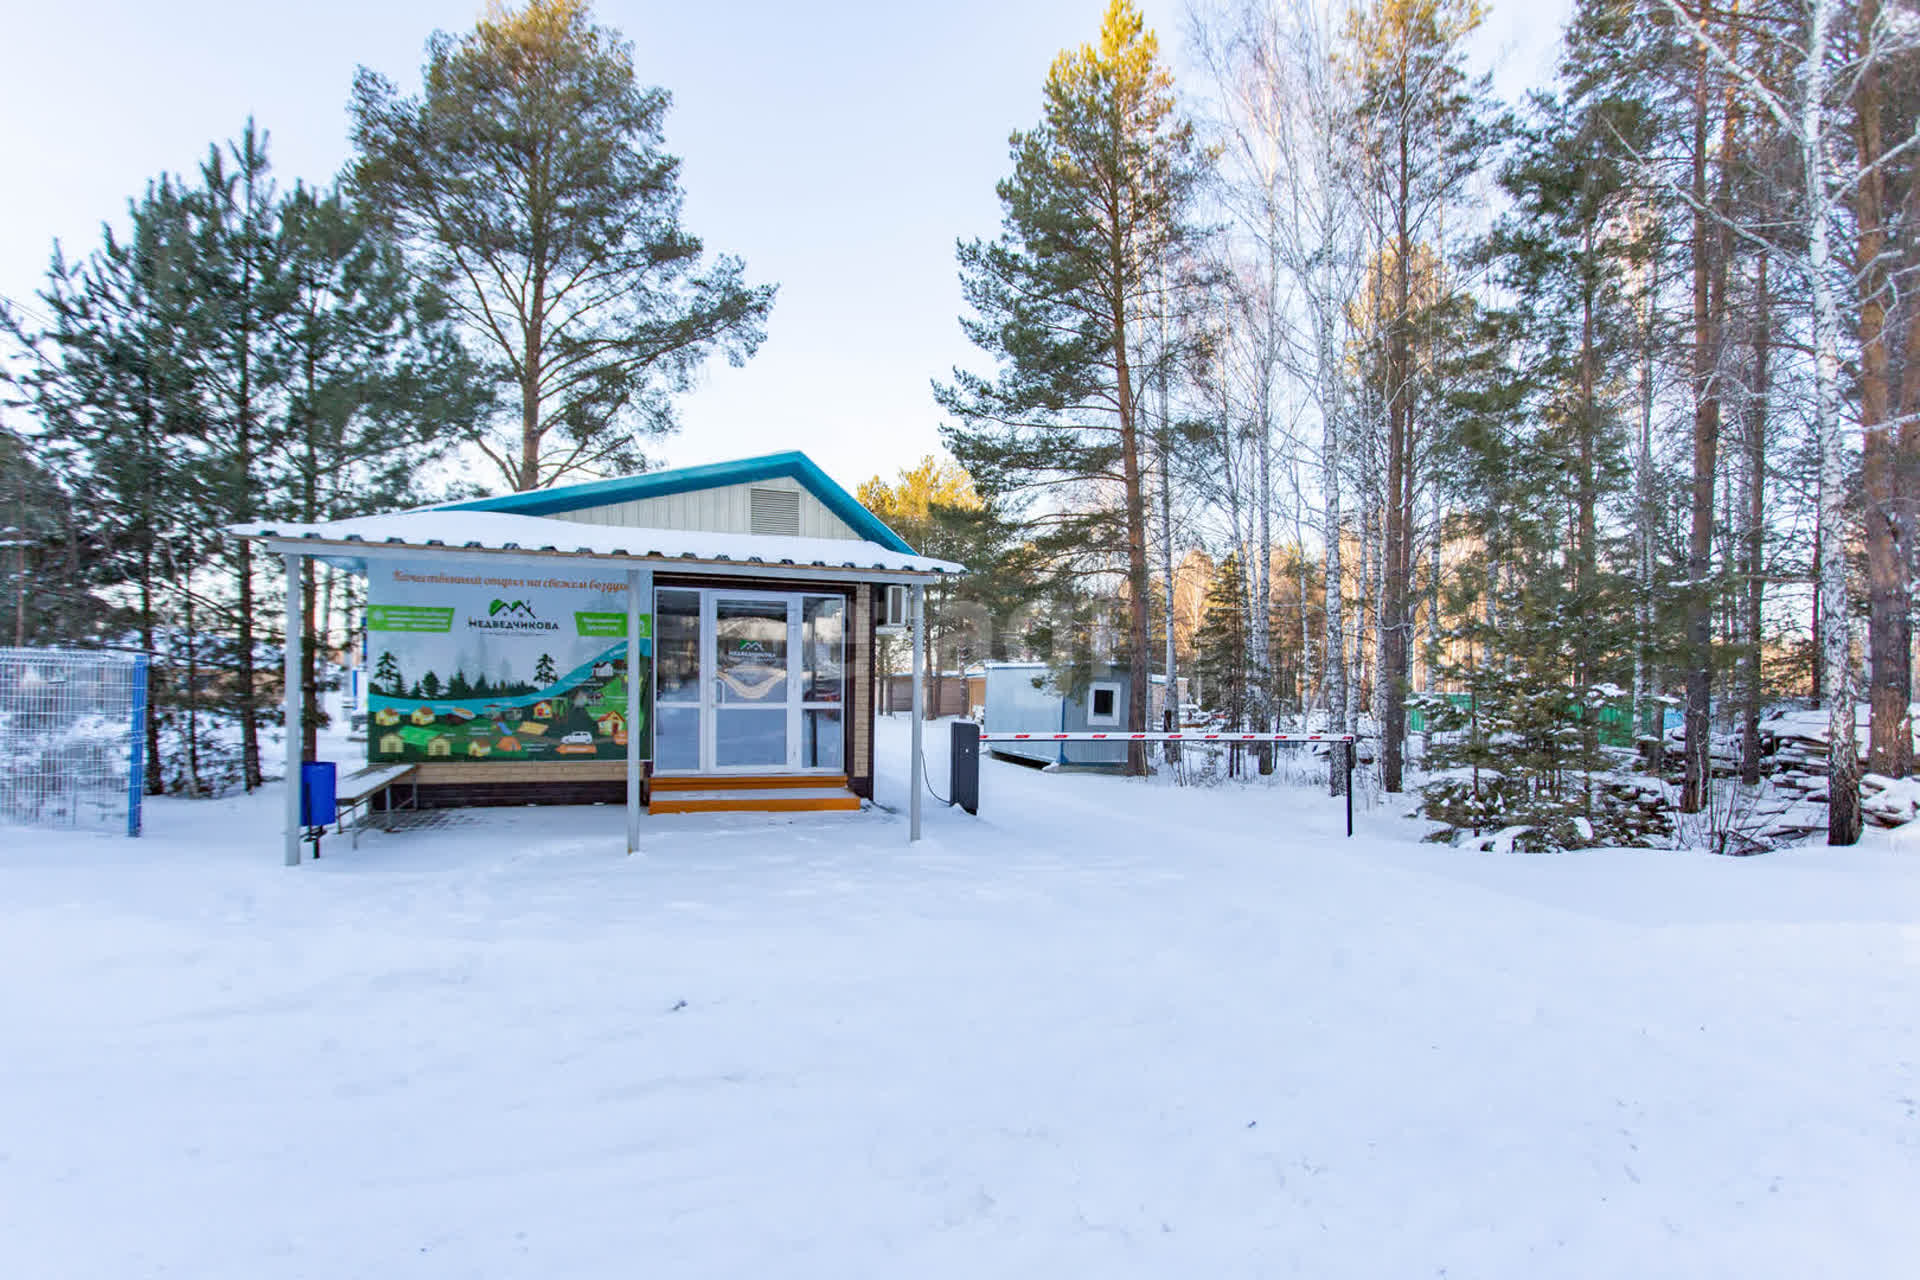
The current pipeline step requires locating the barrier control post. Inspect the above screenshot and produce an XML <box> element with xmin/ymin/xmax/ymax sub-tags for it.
<box><xmin>951</xmin><ymin>720</ymin><xmax>981</xmax><ymax>814</ymax></box>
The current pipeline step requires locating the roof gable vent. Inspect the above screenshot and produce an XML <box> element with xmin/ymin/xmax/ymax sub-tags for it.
<box><xmin>750</xmin><ymin>486</ymin><xmax>801</xmax><ymax>536</ymax></box>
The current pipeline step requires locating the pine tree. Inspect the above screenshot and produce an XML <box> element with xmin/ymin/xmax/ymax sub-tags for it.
<box><xmin>7</xmin><ymin>122</ymin><xmax>493</xmax><ymax>792</ymax></box>
<box><xmin>938</xmin><ymin>0</ymin><xmax>1205</xmax><ymax>774</ymax></box>
<box><xmin>1852</xmin><ymin>0</ymin><xmax>1919</xmax><ymax>780</ymax></box>
<box><xmin>3</xmin><ymin>176</ymin><xmax>207</xmax><ymax>789</ymax></box>
<box><xmin>1266</xmin><ymin>543</ymin><xmax>1326</xmax><ymax>718</ymax></box>
<box><xmin>350</xmin><ymin>0</ymin><xmax>775</xmax><ymax>489</ymax></box>
<box><xmin>858</xmin><ymin>457</ymin><xmax>1037</xmax><ymax>713</ymax></box>
<box><xmin>188</xmin><ymin>121</ymin><xmax>290</xmax><ymax>790</ymax></box>
<box><xmin>859</xmin><ymin>459</ymin><xmax>976</xmax><ymax>713</ymax></box>
<box><xmin>1478</xmin><ymin>82</ymin><xmax>1649</xmax><ymax>773</ymax></box>
<box><xmin>1419</xmin><ymin>303</ymin><xmax>1643</xmax><ymax>848</ymax></box>
<box><xmin>275</xmin><ymin>180</ymin><xmax>489</xmax><ymax>754</ymax></box>
<box><xmin>374</xmin><ymin>649</ymin><xmax>402</xmax><ymax>695</ymax></box>
<box><xmin>1191</xmin><ymin>552</ymin><xmax>1250</xmax><ymax>723</ymax></box>
<box><xmin>0</xmin><ymin>425</ymin><xmax>67</xmax><ymax>647</ymax></box>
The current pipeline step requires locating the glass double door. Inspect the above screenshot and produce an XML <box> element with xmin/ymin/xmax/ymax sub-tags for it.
<box><xmin>653</xmin><ymin>588</ymin><xmax>845</xmax><ymax>774</ymax></box>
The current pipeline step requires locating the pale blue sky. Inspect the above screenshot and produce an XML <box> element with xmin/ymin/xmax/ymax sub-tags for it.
<box><xmin>1</xmin><ymin>0</ymin><xmax>1570</xmax><ymax>496</ymax></box>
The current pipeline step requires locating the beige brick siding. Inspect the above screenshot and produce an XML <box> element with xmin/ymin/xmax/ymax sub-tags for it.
<box><xmin>852</xmin><ymin>584</ymin><xmax>872</xmax><ymax>793</ymax></box>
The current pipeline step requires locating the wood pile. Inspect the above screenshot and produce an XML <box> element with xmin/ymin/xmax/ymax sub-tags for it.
<box><xmin>1761</xmin><ymin>707</ymin><xmax>1920</xmax><ymax>829</ymax></box>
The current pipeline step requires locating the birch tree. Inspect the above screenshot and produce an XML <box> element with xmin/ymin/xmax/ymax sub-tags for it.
<box><xmin>1192</xmin><ymin>0</ymin><xmax>1367</xmax><ymax>776</ymax></box>
<box><xmin>1342</xmin><ymin>0</ymin><xmax>1498</xmax><ymax>792</ymax></box>
<box><xmin>939</xmin><ymin>0</ymin><xmax>1206</xmax><ymax>775</ymax></box>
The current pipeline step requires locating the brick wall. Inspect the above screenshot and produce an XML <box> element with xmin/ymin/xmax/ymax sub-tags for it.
<box><xmin>850</xmin><ymin>584</ymin><xmax>872</xmax><ymax>797</ymax></box>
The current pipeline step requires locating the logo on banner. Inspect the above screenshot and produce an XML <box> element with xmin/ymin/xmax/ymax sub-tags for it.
<box><xmin>469</xmin><ymin>599</ymin><xmax>558</xmax><ymax>632</ymax></box>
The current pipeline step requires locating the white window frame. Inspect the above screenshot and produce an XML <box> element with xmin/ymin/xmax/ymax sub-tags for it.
<box><xmin>653</xmin><ymin>585</ymin><xmax>846</xmax><ymax>774</ymax></box>
<box><xmin>1086</xmin><ymin>681</ymin><xmax>1122</xmax><ymax>727</ymax></box>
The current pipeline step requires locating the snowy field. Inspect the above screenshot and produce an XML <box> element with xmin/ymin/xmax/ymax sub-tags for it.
<box><xmin>3</xmin><ymin>718</ymin><xmax>1917</xmax><ymax>1278</ymax></box>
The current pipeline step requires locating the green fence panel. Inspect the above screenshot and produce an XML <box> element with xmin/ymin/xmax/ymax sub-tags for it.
<box><xmin>1407</xmin><ymin>695</ymin><xmax>1661</xmax><ymax>747</ymax></box>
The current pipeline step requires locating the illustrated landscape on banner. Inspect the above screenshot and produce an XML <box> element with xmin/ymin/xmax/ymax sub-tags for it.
<box><xmin>365</xmin><ymin>564</ymin><xmax>651</xmax><ymax>764</ymax></box>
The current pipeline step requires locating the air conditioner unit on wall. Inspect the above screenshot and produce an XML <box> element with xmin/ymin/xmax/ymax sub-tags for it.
<box><xmin>878</xmin><ymin>584</ymin><xmax>910</xmax><ymax>632</ymax></box>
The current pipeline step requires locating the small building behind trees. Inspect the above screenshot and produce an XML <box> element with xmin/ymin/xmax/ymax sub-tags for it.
<box><xmin>981</xmin><ymin>662</ymin><xmax>1184</xmax><ymax>768</ymax></box>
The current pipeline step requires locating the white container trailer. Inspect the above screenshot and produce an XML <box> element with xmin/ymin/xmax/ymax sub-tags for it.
<box><xmin>982</xmin><ymin>661</ymin><xmax>1132</xmax><ymax>767</ymax></box>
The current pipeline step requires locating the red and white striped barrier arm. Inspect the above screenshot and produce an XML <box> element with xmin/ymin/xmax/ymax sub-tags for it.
<box><xmin>975</xmin><ymin>731</ymin><xmax>1354</xmax><ymax>742</ymax></box>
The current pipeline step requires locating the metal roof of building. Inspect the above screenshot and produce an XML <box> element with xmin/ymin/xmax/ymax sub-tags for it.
<box><xmin>428</xmin><ymin>451</ymin><xmax>916</xmax><ymax>555</ymax></box>
<box><xmin>230</xmin><ymin>510</ymin><xmax>962</xmax><ymax>580</ymax></box>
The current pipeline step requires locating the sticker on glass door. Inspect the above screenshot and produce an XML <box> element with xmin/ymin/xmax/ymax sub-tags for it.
<box><xmin>713</xmin><ymin>598</ymin><xmax>789</xmax><ymax>768</ymax></box>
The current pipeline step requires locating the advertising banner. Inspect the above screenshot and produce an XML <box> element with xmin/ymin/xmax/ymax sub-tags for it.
<box><xmin>365</xmin><ymin>563</ymin><xmax>651</xmax><ymax>765</ymax></box>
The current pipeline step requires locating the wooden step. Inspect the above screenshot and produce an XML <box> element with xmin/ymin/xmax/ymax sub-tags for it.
<box><xmin>649</xmin><ymin>774</ymin><xmax>846</xmax><ymax>793</ymax></box>
<box><xmin>649</xmin><ymin>786</ymin><xmax>861</xmax><ymax>815</ymax></box>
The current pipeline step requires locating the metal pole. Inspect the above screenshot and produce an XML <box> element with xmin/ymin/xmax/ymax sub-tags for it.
<box><xmin>629</xmin><ymin>571</ymin><xmax>645</xmax><ymax>852</ymax></box>
<box><xmin>625</xmin><ymin>568</ymin><xmax>647</xmax><ymax>854</ymax></box>
<box><xmin>1345</xmin><ymin>740</ymin><xmax>1354</xmax><ymax>838</ymax></box>
<box><xmin>127</xmin><ymin>654</ymin><xmax>148</xmax><ymax>838</ymax></box>
<box><xmin>283</xmin><ymin>552</ymin><xmax>304</xmax><ymax>867</ymax></box>
<box><xmin>910</xmin><ymin>583</ymin><xmax>925</xmax><ymax>843</ymax></box>
<box><xmin>12</xmin><ymin>541</ymin><xmax>26</xmax><ymax>647</ymax></box>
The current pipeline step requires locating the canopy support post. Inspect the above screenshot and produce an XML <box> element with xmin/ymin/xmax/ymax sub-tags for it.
<box><xmin>283</xmin><ymin>551</ymin><xmax>304</xmax><ymax>868</ymax></box>
<box><xmin>626</xmin><ymin>567</ymin><xmax>649</xmax><ymax>854</ymax></box>
<box><xmin>910</xmin><ymin>583</ymin><xmax>925</xmax><ymax>843</ymax></box>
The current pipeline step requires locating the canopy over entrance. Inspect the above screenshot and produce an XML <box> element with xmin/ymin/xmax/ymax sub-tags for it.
<box><xmin>229</xmin><ymin>453</ymin><xmax>962</xmax><ymax>866</ymax></box>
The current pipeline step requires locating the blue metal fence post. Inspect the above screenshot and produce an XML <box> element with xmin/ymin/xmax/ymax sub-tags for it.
<box><xmin>127</xmin><ymin>654</ymin><xmax>149</xmax><ymax>837</ymax></box>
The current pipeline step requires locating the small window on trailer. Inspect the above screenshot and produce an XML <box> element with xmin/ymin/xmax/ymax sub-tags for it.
<box><xmin>1087</xmin><ymin>681</ymin><xmax>1121</xmax><ymax>726</ymax></box>
<box><xmin>750</xmin><ymin>486</ymin><xmax>801</xmax><ymax>536</ymax></box>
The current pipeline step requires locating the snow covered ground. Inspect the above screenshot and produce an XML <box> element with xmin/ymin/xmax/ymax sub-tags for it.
<box><xmin>2</xmin><ymin>718</ymin><xmax>1917</xmax><ymax>1278</ymax></box>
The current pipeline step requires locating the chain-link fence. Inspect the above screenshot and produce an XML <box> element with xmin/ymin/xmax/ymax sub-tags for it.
<box><xmin>0</xmin><ymin>648</ymin><xmax>148</xmax><ymax>837</ymax></box>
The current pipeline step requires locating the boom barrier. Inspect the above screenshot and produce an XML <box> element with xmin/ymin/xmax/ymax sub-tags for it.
<box><xmin>950</xmin><ymin>723</ymin><xmax>1357</xmax><ymax>837</ymax></box>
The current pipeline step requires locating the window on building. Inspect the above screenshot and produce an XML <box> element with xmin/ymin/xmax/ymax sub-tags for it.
<box><xmin>1088</xmin><ymin>682</ymin><xmax>1120</xmax><ymax>726</ymax></box>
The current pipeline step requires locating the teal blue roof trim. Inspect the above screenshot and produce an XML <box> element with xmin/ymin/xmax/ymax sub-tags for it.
<box><xmin>437</xmin><ymin>451</ymin><xmax>917</xmax><ymax>555</ymax></box>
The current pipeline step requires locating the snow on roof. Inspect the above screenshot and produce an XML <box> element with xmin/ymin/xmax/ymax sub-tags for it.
<box><xmin>230</xmin><ymin>510</ymin><xmax>964</xmax><ymax>577</ymax></box>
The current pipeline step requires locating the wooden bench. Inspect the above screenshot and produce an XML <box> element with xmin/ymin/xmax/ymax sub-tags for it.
<box><xmin>333</xmin><ymin>764</ymin><xmax>419</xmax><ymax>848</ymax></box>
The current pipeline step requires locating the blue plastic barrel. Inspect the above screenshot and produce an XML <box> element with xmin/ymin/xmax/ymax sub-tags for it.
<box><xmin>300</xmin><ymin>761</ymin><xmax>338</xmax><ymax>828</ymax></box>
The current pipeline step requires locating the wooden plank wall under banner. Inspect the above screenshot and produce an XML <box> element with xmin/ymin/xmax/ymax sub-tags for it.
<box><xmin>404</xmin><ymin>761</ymin><xmax>630</xmax><ymax>810</ymax></box>
<box><xmin>413</xmin><ymin>762</ymin><xmax>629</xmax><ymax>784</ymax></box>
